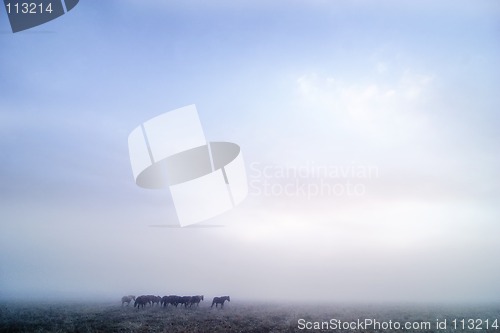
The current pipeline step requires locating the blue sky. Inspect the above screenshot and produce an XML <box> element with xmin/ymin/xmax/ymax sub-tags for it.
<box><xmin>0</xmin><ymin>0</ymin><xmax>499</xmax><ymax>302</ymax></box>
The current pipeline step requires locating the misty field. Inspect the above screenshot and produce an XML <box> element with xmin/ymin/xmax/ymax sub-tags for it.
<box><xmin>0</xmin><ymin>301</ymin><xmax>499</xmax><ymax>333</ymax></box>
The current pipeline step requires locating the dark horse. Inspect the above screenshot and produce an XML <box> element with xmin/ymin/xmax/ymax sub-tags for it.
<box><xmin>161</xmin><ymin>295</ymin><xmax>174</xmax><ymax>308</ymax></box>
<box><xmin>134</xmin><ymin>295</ymin><xmax>149</xmax><ymax>308</ymax></box>
<box><xmin>211</xmin><ymin>296</ymin><xmax>230</xmax><ymax>308</ymax></box>
<box><xmin>161</xmin><ymin>295</ymin><xmax>182</xmax><ymax>308</ymax></box>
<box><xmin>149</xmin><ymin>295</ymin><xmax>161</xmax><ymax>306</ymax></box>
<box><xmin>189</xmin><ymin>295</ymin><xmax>204</xmax><ymax>307</ymax></box>
<box><xmin>178</xmin><ymin>296</ymin><xmax>192</xmax><ymax>308</ymax></box>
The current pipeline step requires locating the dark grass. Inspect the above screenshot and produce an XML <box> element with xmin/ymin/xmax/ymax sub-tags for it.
<box><xmin>0</xmin><ymin>301</ymin><xmax>499</xmax><ymax>332</ymax></box>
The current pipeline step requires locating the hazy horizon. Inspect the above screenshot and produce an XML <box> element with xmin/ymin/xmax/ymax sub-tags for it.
<box><xmin>1</xmin><ymin>0</ymin><xmax>499</xmax><ymax>304</ymax></box>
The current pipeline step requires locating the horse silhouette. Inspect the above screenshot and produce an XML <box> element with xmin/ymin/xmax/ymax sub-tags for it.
<box><xmin>149</xmin><ymin>295</ymin><xmax>161</xmax><ymax>306</ymax></box>
<box><xmin>189</xmin><ymin>295</ymin><xmax>204</xmax><ymax>307</ymax></box>
<box><xmin>161</xmin><ymin>295</ymin><xmax>180</xmax><ymax>308</ymax></box>
<box><xmin>211</xmin><ymin>296</ymin><xmax>230</xmax><ymax>308</ymax></box>
<box><xmin>134</xmin><ymin>295</ymin><xmax>149</xmax><ymax>308</ymax></box>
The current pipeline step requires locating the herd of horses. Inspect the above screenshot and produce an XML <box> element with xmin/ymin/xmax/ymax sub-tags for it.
<box><xmin>121</xmin><ymin>295</ymin><xmax>231</xmax><ymax>309</ymax></box>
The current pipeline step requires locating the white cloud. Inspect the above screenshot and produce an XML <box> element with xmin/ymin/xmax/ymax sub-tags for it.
<box><xmin>295</xmin><ymin>67</ymin><xmax>435</xmax><ymax>142</ymax></box>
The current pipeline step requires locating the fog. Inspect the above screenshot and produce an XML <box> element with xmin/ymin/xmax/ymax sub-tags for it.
<box><xmin>1</xmin><ymin>0</ymin><xmax>499</xmax><ymax>304</ymax></box>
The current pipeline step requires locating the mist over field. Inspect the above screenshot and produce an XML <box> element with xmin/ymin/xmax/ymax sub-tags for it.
<box><xmin>1</xmin><ymin>0</ymin><xmax>499</xmax><ymax>307</ymax></box>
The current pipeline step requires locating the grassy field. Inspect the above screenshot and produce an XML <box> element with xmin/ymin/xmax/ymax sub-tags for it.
<box><xmin>0</xmin><ymin>301</ymin><xmax>499</xmax><ymax>332</ymax></box>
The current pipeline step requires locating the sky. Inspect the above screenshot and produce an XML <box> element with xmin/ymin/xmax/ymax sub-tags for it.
<box><xmin>0</xmin><ymin>0</ymin><xmax>499</xmax><ymax>303</ymax></box>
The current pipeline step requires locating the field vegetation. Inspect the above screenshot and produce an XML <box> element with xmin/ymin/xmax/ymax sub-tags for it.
<box><xmin>0</xmin><ymin>300</ymin><xmax>498</xmax><ymax>332</ymax></box>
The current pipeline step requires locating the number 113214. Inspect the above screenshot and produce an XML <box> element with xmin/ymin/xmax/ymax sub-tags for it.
<box><xmin>5</xmin><ymin>2</ymin><xmax>54</xmax><ymax>14</ymax></box>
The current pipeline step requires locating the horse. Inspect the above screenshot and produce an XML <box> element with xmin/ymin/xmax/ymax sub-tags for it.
<box><xmin>189</xmin><ymin>295</ymin><xmax>204</xmax><ymax>307</ymax></box>
<box><xmin>121</xmin><ymin>295</ymin><xmax>136</xmax><ymax>306</ymax></box>
<box><xmin>179</xmin><ymin>296</ymin><xmax>192</xmax><ymax>308</ymax></box>
<box><xmin>134</xmin><ymin>295</ymin><xmax>149</xmax><ymax>308</ymax></box>
<box><xmin>211</xmin><ymin>296</ymin><xmax>230</xmax><ymax>308</ymax></box>
<box><xmin>161</xmin><ymin>295</ymin><xmax>170</xmax><ymax>307</ymax></box>
<box><xmin>150</xmin><ymin>295</ymin><xmax>161</xmax><ymax>306</ymax></box>
<box><xmin>161</xmin><ymin>295</ymin><xmax>180</xmax><ymax>308</ymax></box>
<box><xmin>140</xmin><ymin>295</ymin><xmax>159</xmax><ymax>306</ymax></box>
